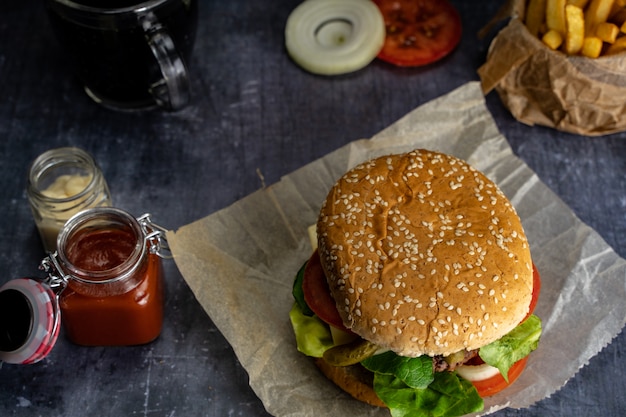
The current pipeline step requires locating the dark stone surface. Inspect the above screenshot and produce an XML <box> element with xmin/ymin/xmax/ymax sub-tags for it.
<box><xmin>0</xmin><ymin>1</ymin><xmax>624</xmax><ymax>416</ymax></box>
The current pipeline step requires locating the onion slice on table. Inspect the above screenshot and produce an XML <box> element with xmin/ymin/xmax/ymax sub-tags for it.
<box><xmin>285</xmin><ymin>0</ymin><xmax>385</xmax><ymax>75</ymax></box>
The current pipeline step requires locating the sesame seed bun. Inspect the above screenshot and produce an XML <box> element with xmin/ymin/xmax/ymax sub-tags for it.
<box><xmin>316</xmin><ymin>149</ymin><xmax>533</xmax><ymax>357</ymax></box>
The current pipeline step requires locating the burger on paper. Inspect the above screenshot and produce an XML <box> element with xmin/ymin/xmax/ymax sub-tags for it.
<box><xmin>289</xmin><ymin>149</ymin><xmax>542</xmax><ymax>417</ymax></box>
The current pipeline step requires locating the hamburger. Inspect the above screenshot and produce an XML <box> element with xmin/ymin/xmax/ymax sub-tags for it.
<box><xmin>290</xmin><ymin>149</ymin><xmax>542</xmax><ymax>416</ymax></box>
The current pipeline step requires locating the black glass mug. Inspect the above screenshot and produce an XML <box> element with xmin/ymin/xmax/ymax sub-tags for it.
<box><xmin>45</xmin><ymin>0</ymin><xmax>198</xmax><ymax>111</ymax></box>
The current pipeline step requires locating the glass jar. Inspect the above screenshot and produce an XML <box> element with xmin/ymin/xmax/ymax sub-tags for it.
<box><xmin>27</xmin><ymin>147</ymin><xmax>112</xmax><ymax>252</ymax></box>
<box><xmin>0</xmin><ymin>208</ymin><xmax>168</xmax><ymax>364</ymax></box>
<box><xmin>49</xmin><ymin>207</ymin><xmax>166</xmax><ymax>346</ymax></box>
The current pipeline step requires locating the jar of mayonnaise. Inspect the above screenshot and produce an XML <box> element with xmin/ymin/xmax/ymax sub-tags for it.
<box><xmin>27</xmin><ymin>147</ymin><xmax>112</xmax><ymax>252</ymax></box>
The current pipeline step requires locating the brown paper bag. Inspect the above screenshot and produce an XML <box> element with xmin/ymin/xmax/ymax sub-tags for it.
<box><xmin>478</xmin><ymin>0</ymin><xmax>626</xmax><ymax>136</ymax></box>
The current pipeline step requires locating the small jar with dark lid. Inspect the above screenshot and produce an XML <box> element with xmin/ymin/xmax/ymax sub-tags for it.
<box><xmin>27</xmin><ymin>147</ymin><xmax>112</xmax><ymax>252</ymax></box>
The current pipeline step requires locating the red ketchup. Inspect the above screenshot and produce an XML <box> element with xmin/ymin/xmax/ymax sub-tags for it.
<box><xmin>57</xmin><ymin>209</ymin><xmax>164</xmax><ymax>346</ymax></box>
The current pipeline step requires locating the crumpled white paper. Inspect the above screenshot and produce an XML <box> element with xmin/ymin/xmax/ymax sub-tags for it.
<box><xmin>166</xmin><ymin>82</ymin><xmax>626</xmax><ymax>417</ymax></box>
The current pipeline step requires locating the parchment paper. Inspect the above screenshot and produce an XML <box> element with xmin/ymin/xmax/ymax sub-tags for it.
<box><xmin>166</xmin><ymin>82</ymin><xmax>626</xmax><ymax>416</ymax></box>
<box><xmin>478</xmin><ymin>0</ymin><xmax>626</xmax><ymax>136</ymax></box>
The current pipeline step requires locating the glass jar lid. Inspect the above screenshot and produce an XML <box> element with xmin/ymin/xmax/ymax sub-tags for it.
<box><xmin>0</xmin><ymin>278</ymin><xmax>60</xmax><ymax>365</ymax></box>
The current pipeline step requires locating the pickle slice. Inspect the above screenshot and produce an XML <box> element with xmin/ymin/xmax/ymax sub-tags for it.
<box><xmin>323</xmin><ymin>338</ymin><xmax>380</xmax><ymax>366</ymax></box>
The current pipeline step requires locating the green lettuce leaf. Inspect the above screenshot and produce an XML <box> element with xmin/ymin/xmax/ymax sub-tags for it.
<box><xmin>292</xmin><ymin>260</ymin><xmax>314</xmax><ymax>316</ymax></box>
<box><xmin>361</xmin><ymin>351</ymin><xmax>434</xmax><ymax>389</ymax></box>
<box><xmin>373</xmin><ymin>371</ymin><xmax>483</xmax><ymax>417</ymax></box>
<box><xmin>289</xmin><ymin>302</ymin><xmax>334</xmax><ymax>357</ymax></box>
<box><xmin>479</xmin><ymin>314</ymin><xmax>542</xmax><ymax>381</ymax></box>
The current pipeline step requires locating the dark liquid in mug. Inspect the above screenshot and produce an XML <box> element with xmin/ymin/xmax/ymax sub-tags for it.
<box><xmin>46</xmin><ymin>0</ymin><xmax>197</xmax><ymax>109</ymax></box>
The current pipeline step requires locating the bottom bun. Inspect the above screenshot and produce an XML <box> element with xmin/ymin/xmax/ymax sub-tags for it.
<box><xmin>314</xmin><ymin>357</ymin><xmax>387</xmax><ymax>408</ymax></box>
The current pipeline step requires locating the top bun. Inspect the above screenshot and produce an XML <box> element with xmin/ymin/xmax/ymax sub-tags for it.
<box><xmin>317</xmin><ymin>149</ymin><xmax>533</xmax><ymax>357</ymax></box>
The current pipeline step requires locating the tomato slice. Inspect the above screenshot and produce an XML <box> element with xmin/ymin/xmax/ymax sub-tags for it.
<box><xmin>525</xmin><ymin>263</ymin><xmax>541</xmax><ymax>321</ymax></box>
<box><xmin>372</xmin><ymin>0</ymin><xmax>462</xmax><ymax>67</ymax></box>
<box><xmin>302</xmin><ymin>251</ymin><xmax>352</xmax><ymax>332</ymax></box>
<box><xmin>469</xmin><ymin>356</ymin><xmax>529</xmax><ymax>397</ymax></box>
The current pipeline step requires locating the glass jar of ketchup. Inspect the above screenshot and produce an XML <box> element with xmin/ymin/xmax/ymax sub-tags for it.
<box><xmin>0</xmin><ymin>207</ymin><xmax>168</xmax><ymax>364</ymax></box>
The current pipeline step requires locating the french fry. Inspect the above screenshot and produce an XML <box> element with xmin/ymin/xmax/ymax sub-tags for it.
<box><xmin>581</xmin><ymin>36</ymin><xmax>604</xmax><ymax>56</ymax></box>
<box><xmin>605</xmin><ymin>34</ymin><xmax>626</xmax><ymax>52</ymax></box>
<box><xmin>565</xmin><ymin>5</ymin><xmax>586</xmax><ymax>53</ymax></box>
<box><xmin>596</xmin><ymin>21</ymin><xmax>620</xmax><ymax>41</ymax></box>
<box><xmin>609</xmin><ymin>0</ymin><xmax>626</xmax><ymax>18</ymax></box>
<box><xmin>524</xmin><ymin>0</ymin><xmax>626</xmax><ymax>57</ymax></box>
<box><xmin>547</xmin><ymin>0</ymin><xmax>568</xmax><ymax>34</ymax></box>
<box><xmin>543</xmin><ymin>28</ymin><xmax>565</xmax><ymax>48</ymax></box>
<box><xmin>584</xmin><ymin>0</ymin><xmax>616</xmax><ymax>34</ymax></box>
<box><xmin>526</xmin><ymin>0</ymin><xmax>548</xmax><ymax>36</ymax></box>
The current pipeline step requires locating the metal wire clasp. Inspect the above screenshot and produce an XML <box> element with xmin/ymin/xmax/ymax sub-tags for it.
<box><xmin>137</xmin><ymin>213</ymin><xmax>172</xmax><ymax>259</ymax></box>
<box><xmin>39</xmin><ymin>252</ymin><xmax>70</xmax><ymax>294</ymax></box>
